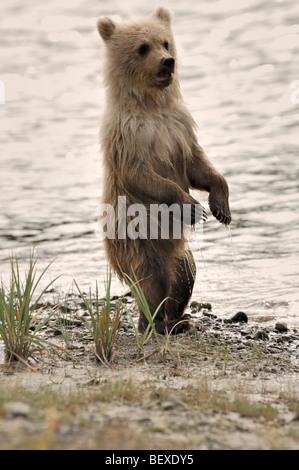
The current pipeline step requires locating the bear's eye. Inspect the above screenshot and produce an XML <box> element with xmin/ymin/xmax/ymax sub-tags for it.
<box><xmin>163</xmin><ymin>41</ymin><xmax>169</xmax><ymax>50</ymax></box>
<box><xmin>138</xmin><ymin>44</ymin><xmax>150</xmax><ymax>56</ymax></box>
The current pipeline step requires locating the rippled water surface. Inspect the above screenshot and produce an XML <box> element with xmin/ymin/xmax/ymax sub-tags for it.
<box><xmin>1</xmin><ymin>0</ymin><xmax>299</xmax><ymax>325</ymax></box>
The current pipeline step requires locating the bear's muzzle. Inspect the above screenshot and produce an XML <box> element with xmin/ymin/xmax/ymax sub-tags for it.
<box><xmin>156</xmin><ymin>56</ymin><xmax>175</xmax><ymax>86</ymax></box>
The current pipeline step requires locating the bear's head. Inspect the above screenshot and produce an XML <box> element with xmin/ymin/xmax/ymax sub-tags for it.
<box><xmin>97</xmin><ymin>8</ymin><xmax>177</xmax><ymax>94</ymax></box>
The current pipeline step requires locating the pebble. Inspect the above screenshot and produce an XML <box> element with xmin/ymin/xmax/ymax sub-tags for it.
<box><xmin>253</xmin><ymin>330</ymin><xmax>269</xmax><ymax>341</ymax></box>
<box><xmin>224</xmin><ymin>312</ymin><xmax>248</xmax><ymax>324</ymax></box>
<box><xmin>240</xmin><ymin>329</ymin><xmax>252</xmax><ymax>336</ymax></box>
<box><xmin>190</xmin><ymin>301</ymin><xmax>212</xmax><ymax>312</ymax></box>
<box><xmin>58</xmin><ymin>423</ymin><xmax>80</xmax><ymax>436</ymax></box>
<box><xmin>59</xmin><ymin>304</ymin><xmax>72</xmax><ymax>314</ymax></box>
<box><xmin>161</xmin><ymin>395</ymin><xmax>188</xmax><ymax>411</ymax></box>
<box><xmin>203</xmin><ymin>312</ymin><xmax>218</xmax><ymax>319</ymax></box>
<box><xmin>231</xmin><ymin>312</ymin><xmax>248</xmax><ymax>323</ymax></box>
<box><xmin>275</xmin><ymin>322</ymin><xmax>288</xmax><ymax>332</ymax></box>
<box><xmin>53</xmin><ymin>329</ymin><xmax>62</xmax><ymax>336</ymax></box>
<box><xmin>3</xmin><ymin>402</ymin><xmax>30</xmax><ymax>418</ymax></box>
<box><xmin>268</xmin><ymin>347</ymin><xmax>283</xmax><ymax>353</ymax></box>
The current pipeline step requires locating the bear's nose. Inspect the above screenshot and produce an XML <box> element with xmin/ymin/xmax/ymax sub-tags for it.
<box><xmin>160</xmin><ymin>57</ymin><xmax>175</xmax><ymax>70</ymax></box>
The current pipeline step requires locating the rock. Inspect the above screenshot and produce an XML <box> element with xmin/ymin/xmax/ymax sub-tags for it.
<box><xmin>231</xmin><ymin>312</ymin><xmax>248</xmax><ymax>323</ymax></box>
<box><xmin>275</xmin><ymin>322</ymin><xmax>288</xmax><ymax>332</ymax></box>
<box><xmin>79</xmin><ymin>301</ymin><xmax>88</xmax><ymax>310</ymax></box>
<box><xmin>58</xmin><ymin>423</ymin><xmax>80</xmax><ymax>436</ymax></box>
<box><xmin>224</xmin><ymin>312</ymin><xmax>248</xmax><ymax>324</ymax></box>
<box><xmin>254</xmin><ymin>330</ymin><xmax>269</xmax><ymax>341</ymax></box>
<box><xmin>190</xmin><ymin>301</ymin><xmax>212</xmax><ymax>312</ymax></box>
<box><xmin>203</xmin><ymin>312</ymin><xmax>217</xmax><ymax>319</ymax></box>
<box><xmin>161</xmin><ymin>395</ymin><xmax>187</xmax><ymax>411</ymax></box>
<box><xmin>4</xmin><ymin>402</ymin><xmax>30</xmax><ymax>418</ymax></box>
<box><xmin>240</xmin><ymin>329</ymin><xmax>252</xmax><ymax>336</ymax></box>
<box><xmin>110</xmin><ymin>292</ymin><xmax>132</xmax><ymax>301</ymax></box>
<box><xmin>53</xmin><ymin>329</ymin><xmax>62</xmax><ymax>336</ymax></box>
<box><xmin>59</xmin><ymin>304</ymin><xmax>72</xmax><ymax>313</ymax></box>
<box><xmin>268</xmin><ymin>346</ymin><xmax>283</xmax><ymax>353</ymax></box>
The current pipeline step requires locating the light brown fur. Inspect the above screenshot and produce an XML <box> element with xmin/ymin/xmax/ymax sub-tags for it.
<box><xmin>97</xmin><ymin>8</ymin><xmax>231</xmax><ymax>333</ymax></box>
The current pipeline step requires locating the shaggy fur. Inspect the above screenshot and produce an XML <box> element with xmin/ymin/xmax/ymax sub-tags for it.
<box><xmin>97</xmin><ymin>8</ymin><xmax>231</xmax><ymax>333</ymax></box>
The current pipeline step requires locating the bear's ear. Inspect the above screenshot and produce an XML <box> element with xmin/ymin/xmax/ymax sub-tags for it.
<box><xmin>154</xmin><ymin>7</ymin><xmax>172</xmax><ymax>25</ymax></box>
<box><xmin>97</xmin><ymin>17</ymin><xmax>116</xmax><ymax>41</ymax></box>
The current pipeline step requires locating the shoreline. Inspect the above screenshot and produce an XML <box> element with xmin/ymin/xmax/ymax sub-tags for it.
<box><xmin>0</xmin><ymin>290</ymin><xmax>299</xmax><ymax>450</ymax></box>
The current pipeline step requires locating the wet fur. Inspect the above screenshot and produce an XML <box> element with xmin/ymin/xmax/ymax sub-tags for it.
<box><xmin>98</xmin><ymin>8</ymin><xmax>231</xmax><ymax>333</ymax></box>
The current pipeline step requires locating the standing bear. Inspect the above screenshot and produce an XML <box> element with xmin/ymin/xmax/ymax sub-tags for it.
<box><xmin>97</xmin><ymin>8</ymin><xmax>231</xmax><ymax>333</ymax></box>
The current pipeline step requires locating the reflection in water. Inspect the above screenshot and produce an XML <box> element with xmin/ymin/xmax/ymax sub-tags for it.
<box><xmin>0</xmin><ymin>0</ymin><xmax>299</xmax><ymax>325</ymax></box>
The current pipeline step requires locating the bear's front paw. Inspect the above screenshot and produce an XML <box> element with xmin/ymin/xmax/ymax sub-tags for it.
<box><xmin>190</xmin><ymin>203</ymin><xmax>208</xmax><ymax>225</ymax></box>
<box><xmin>209</xmin><ymin>194</ymin><xmax>231</xmax><ymax>226</ymax></box>
<box><xmin>183</xmin><ymin>196</ymin><xmax>207</xmax><ymax>225</ymax></box>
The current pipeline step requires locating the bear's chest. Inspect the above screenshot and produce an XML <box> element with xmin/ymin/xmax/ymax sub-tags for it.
<box><xmin>141</xmin><ymin>115</ymin><xmax>191</xmax><ymax>190</ymax></box>
<box><xmin>143</xmin><ymin>114</ymin><xmax>192</xmax><ymax>169</ymax></box>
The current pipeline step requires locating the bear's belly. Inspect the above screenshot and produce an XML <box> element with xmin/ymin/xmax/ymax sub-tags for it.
<box><xmin>150</xmin><ymin>151</ymin><xmax>189</xmax><ymax>194</ymax></box>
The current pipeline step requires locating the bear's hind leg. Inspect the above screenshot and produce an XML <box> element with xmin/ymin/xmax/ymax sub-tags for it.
<box><xmin>135</xmin><ymin>250</ymin><xmax>196</xmax><ymax>335</ymax></box>
<box><xmin>136</xmin><ymin>261</ymin><xmax>170</xmax><ymax>335</ymax></box>
<box><xmin>162</xmin><ymin>250</ymin><xmax>196</xmax><ymax>333</ymax></box>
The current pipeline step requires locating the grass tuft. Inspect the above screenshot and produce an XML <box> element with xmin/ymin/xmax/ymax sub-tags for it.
<box><xmin>0</xmin><ymin>249</ymin><xmax>60</xmax><ymax>363</ymax></box>
<box><xmin>119</xmin><ymin>266</ymin><xmax>167</xmax><ymax>360</ymax></box>
<box><xmin>74</xmin><ymin>268</ymin><xmax>123</xmax><ymax>364</ymax></box>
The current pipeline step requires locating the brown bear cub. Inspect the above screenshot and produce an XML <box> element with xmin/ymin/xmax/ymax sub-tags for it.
<box><xmin>97</xmin><ymin>8</ymin><xmax>231</xmax><ymax>334</ymax></box>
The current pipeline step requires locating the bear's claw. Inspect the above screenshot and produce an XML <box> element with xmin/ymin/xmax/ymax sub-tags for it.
<box><xmin>210</xmin><ymin>201</ymin><xmax>231</xmax><ymax>226</ymax></box>
<box><xmin>212</xmin><ymin>208</ymin><xmax>231</xmax><ymax>225</ymax></box>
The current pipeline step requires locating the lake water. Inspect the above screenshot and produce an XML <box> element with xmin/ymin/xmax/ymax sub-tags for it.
<box><xmin>1</xmin><ymin>0</ymin><xmax>299</xmax><ymax>326</ymax></box>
